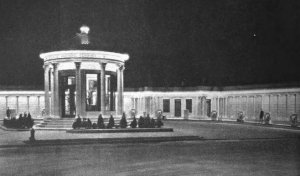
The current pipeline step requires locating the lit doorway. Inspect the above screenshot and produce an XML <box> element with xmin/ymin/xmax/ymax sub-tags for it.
<box><xmin>61</xmin><ymin>76</ymin><xmax>76</xmax><ymax>117</ymax></box>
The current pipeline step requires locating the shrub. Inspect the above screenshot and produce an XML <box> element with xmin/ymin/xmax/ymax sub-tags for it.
<box><xmin>106</xmin><ymin>115</ymin><xmax>115</xmax><ymax>129</ymax></box>
<box><xmin>138</xmin><ymin>116</ymin><xmax>145</xmax><ymax>128</ymax></box>
<box><xmin>92</xmin><ymin>123</ymin><xmax>98</xmax><ymax>129</ymax></box>
<box><xmin>3</xmin><ymin>119</ymin><xmax>8</xmax><ymax>126</ymax></box>
<box><xmin>86</xmin><ymin>118</ymin><xmax>92</xmax><ymax>129</ymax></box>
<box><xmin>144</xmin><ymin>115</ymin><xmax>151</xmax><ymax>128</ymax></box>
<box><xmin>120</xmin><ymin>113</ymin><xmax>127</xmax><ymax>128</ymax></box>
<box><xmin>26</xmin><ymin>113</ymin><xmax>34</xmax><ymax>128</ymax></box>
<box><xmin>156</xmin><ymin>117</ymin><xmax>164</xmax><ymax>128</ymax></box>
<box><xmin>237</xmin><ymin>111</ymin><xmax>245</xmax><ymax>123</ymax></box>
<box><xmin>72</xmin><ymin>116</ymin><xmax>82</xmax><ymax>129</ymax></box>
<box><xmin>150</xmin><ymin>118</ymin><xmax>155</xmax><ymax>128</ymax></box>
<box><xmin>97</xmin><ymin>114</ymin><xmax>105</xmax><ymax>129</ymax></box>
<box><xmin>72</xmin><ymin>122</ymin><xmax>79</xmax><ymax>129</ymax></box>
<box><xmin>3</xmin><ymin>116</ymin><xmax>34</xmax><ymax>129</ymax></box>
<box><xmin>130</xmin><ymin>116</ymin><xmax>137</xmax><ymax>128</ymax></box>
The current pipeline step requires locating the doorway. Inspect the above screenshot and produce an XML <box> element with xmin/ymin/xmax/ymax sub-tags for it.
<box><xmin>61</xmin><ymin>75</ymin><xmax>76</xmax><ymax>118</ymax></box>
<box><xmin>206</xmin><ymin>99</ymin><xmax>211</xmax><ymax>117</ymax></box>
<box><xmin>62</xmin><ymin>85</ymin><xmax>76</xmax><ymax>117</ymax></box>
<box><xmin>175</xmin><ymin>99</ymin><xmax>181</xmax><ymax>117</ymax></box>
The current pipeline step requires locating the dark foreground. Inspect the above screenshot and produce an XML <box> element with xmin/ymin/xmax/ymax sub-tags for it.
<box><xmin>0</xmin><ymin>121</ymin><xmax>300</xmax><ymax>175</ymax></box>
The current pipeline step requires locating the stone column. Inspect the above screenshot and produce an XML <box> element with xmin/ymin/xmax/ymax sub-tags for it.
<box><xmin>261</xmin><ymin>95</ymin><xmax>264</xmax><ymax>111</ymax></box>
<box><xmin>245</xmin><ymin>96</ymin><xmax>248</xmax><ymax>118</ymax></box>
<box><xmin>52</xmin><ymin>63</ymin><xmax>58</xmax><ymax>117</ymax></box>
<box><xmin>5</xmin><ymin>96</ymin><xmax>8</xmax><ymax>109</ymax></box>
<box><xmin>285</xmin><ymin>94</ymin><xmax>288</xmax><ymax>118</ymax></box>
<box><xmin>37</xmin><ymin>96</ymin><xmax>40</xmax><ymax>116</ymax></box>
<box><xmin>100</xmin><ymin>63</ymin><xmax>107</xmax><ymax>114</ymax></box>
<box><xmin>75</xmin><ymin>62</ymin><xmax>81</xmax><ymax>117</ymax></box>
<box><xmin>253</xmin><ymin>96</ymin><xmax>255</xmax><ymax>119</ymax></box>
<box><xmin>276</xmin><ymin>94</ymin><xmax>279</xmax><ymax>119</ymax></box>
<box><xmin>268</xmin><ymin>95</ymin><xmax>271</xmax><ymax>113</ymax></box>
<box><xmin>224</xmin><ymin>97</ymin><xmax>227</xmax><ymax>118</ymax></box>
<box><xmin>50</xmin><ymin>67</ymin><xmax>54</xmax><ymax>116</ymax></box>
<box><xmin>294</xmin><ymin>94</ymin><xmax>297</xmax><ymax>113</ymax></box>
<box><xmin>27</xmin><ymin>96</ymin><xmax>30</xmax><ymax>113</ymax></box>
<box><xmin>121</xmin><ymin>66</ymin><xmax>124</xmax><ymax>114</ymax></box>
<box><xmin>195</xmin><ymin>97</ymin><xmax>199</xmax><ymax>117</ymax></box>
<box><xmin>16</xmin><ymin>96</ymin><xmax>19</xmax><ymax>115</ymax></box>
<box><xmin>54</xmin><ymin>63</ymin><xmax>60</xmax><ymax>117</ymax></box>
<box><xmin>216</xmin><ymin>97</ymin><xmax>219</xmax><ymax>115</ymax></box>
<box><xmin>117</xmin><ymin>65</ymin><xmax>124</xmax><ymax>115</ymax></box>
<box><xmin>43</xmin><ymin>64</ymin><xmax>50</xmax><ymax>116</ymax></box>
<box><xmin>202</xmin><ymin>96</ymin><xmax>206</xmax><ymax>117</ymax></box>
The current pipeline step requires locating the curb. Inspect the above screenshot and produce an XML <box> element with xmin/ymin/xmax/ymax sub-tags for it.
<box><xmin>1</xmin><ymin>136</ymin><xmax>299</xmax><ymax>149</ymax></box>
<box><xmin>15</xmin><ymin>136</ymin><xmax>202</xmax><ymax>147</ymax></box>
<box><xmin>164</xmin><ymin>119</ymin><xmax>300</xmax><ymax>130</ymax></box>
<box><xmin>0</xmin><ymin>125</ymin><xmax>31</xmax><ymax>131</ymax></box>
<box><xmin>66</xmin><ymin>128</ymin><xmax>174</xmax><ymax>133</ymax></box>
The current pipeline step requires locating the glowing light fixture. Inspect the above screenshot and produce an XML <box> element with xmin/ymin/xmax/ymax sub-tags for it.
<box><xmin>80</xmin><ymin>25</ymin><xmax>90</xmax><ymax>34</ymax></box>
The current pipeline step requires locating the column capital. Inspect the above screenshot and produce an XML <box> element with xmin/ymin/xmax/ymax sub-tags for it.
<box><xmin>75</xmin><ymin>62</ymin><xmax>81</xmax><ymax>69</ymax></box>
<box><xmin>118</xmin><ymin>64</ymin><xmax>125</xmax><ymax>71</ymax></box>
<box><xmin>43</xmin><ymin>64</ymin><xmax>50</xmax><ymax>70</ymax></box>
<box><xmin>52</xmin><ymin>63</ymin><xmax>58</xmax><ymax>69</ymax></box>
<box><xmin>100</xmin><ymin>62</ymin><xmax>107</xmax><ymax>69</ymax></box>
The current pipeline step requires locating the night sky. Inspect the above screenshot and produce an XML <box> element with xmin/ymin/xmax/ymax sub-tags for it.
<box><xmin>0</xmin><ymin>0</ymin><xmax>299</xmax><ymax>88</ymax></box>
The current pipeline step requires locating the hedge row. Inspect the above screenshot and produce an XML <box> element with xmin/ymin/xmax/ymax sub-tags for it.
<box><xmin>72</xmin><ymin>113</ymin><xmax>164</xmax><ymax>129</ymax></box>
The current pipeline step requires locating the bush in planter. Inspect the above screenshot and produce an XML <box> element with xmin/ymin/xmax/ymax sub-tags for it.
<box><xmin>144</xmin><ymin>114</ymin><xmax>151</xmax><ymax>128</ymax></box>
<box><xmin>18</xmin><ymin>114</ymin><xmax>24</xmax><ymax>127</ymax></box>
<box><xmin>120</xmin><ymin>113</ymin><xmax>127</xmax><ymax>128</ymax></box>
<box><xmin>130</xmin><ymin>116</ymin><xmax>137</xmax><ymax>128</ymax></box>
<box><xmin>150</xmin><ymin>118</ymin><xmax>155</xmax><ymax>128</ymax></box>
<box><xmin>25</xmin><ymin>113</ymin><xmax>34</xmax><ymax>128</ymax></box>
<box><xmin>12</xmin><ymin>117</ymin><xmax>22</xmax><ymax>128</ymax></box>
<box><xmin>72</xmin><ymin>122</ymin><xmax>79</xmax><ymax>129</ymax></box>
<box><xmin>72</xmin><ymin>115</ymin><xmax>82</xmax><ymax>129</ymax></box>
<box><xmin>5</xmin><ymin>117</ymin><xmax>23</xmax><ymax>128</ymax></box>
<box><xmin>264</xmin><ymin>113</ymin><xmax>271</xmax><ymax>124</ymax></box>
<box><xmin>3</xmin><ymin>118</ymin><xmax>12</xmax><ymax>128</ymax></box>
<box><xmin>92</xmin><ymin>123</ymin><xmax>98</xmax><ymax>129</ymax></box>
<box><xmin>211</xmin><ymin>110</ymin><xmax>218</xmax><ymax>121</ymax></box>
<box><xmin>106</xmin><ymin>115</ymin><xmax>115</xmax><ymax>129</ymax></box>
<box><xmin>156</xmin><ymin>117</ymin><xmax>164</xmax><ymax>128</ymax></box>
<box><xmin>81</xmin><ymin>118</ymin><xmax>88</xmax><ymax>128</ymax></box>
<box><xmin>97</xmin><ymin>114</ymin><xmax>105</xmax><ymax>129</ymax></box>
<box><xmin>86</xmin><ymin>118</ymin><xmax>92</xmax><ymax>129</ymax></box>
<box><xmin>138</xmin><ymin>116</ymin><xmax>145</xmax><ymax>128</ymax></box>
<box><xmin>237</xmin><ymin>111</ymin><xmax>245</xmax><ymax>123</ymax></box>
<box><xmin>290</xmin><ymin>114</ymin><xmax>298</xmax><ymax>127</ymax></box>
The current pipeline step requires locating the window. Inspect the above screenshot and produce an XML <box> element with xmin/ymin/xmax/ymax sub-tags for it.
<box><xmin>86</xmin><ymin>74</ymin><xmax>98</xmax><ymax>111</ymax></box>
<box><xmin>163</xmin><ymin>99</ymin><xmax>170</xmax><ymax>113</ymax></box>
<box><xmin>186</xmin><ymin>99</ymin><xmax>192</xmax><ymax>113</ymax></box>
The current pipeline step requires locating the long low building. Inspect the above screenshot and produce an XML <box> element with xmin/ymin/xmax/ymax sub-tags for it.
<box><xmin>1</xmin><ymin>83</ymin><xmax>299</xmax><ymax>122</ymax></box>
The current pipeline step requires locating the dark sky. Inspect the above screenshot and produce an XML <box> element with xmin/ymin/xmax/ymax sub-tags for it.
<box><xmin>0</xmin><ymin>0</ymin><xmax>299</xmax><ymax>88</ymax></box>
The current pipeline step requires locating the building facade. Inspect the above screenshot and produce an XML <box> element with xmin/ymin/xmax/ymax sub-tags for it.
<box><xmin>1</xmin><ymin>83</ymin><xmax>299</xmax><ymax>122</ymax></box>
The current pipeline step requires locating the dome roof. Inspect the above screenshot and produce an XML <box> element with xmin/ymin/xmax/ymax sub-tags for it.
<box><xmin>42</xmin><ymin>26</ymin><xmax>126</xmax><ymax>54</ymax></box>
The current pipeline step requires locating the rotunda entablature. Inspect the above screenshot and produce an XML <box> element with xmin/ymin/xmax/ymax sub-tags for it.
<box><xmin>52</xmin><ymin>61</ymin><xmax>119</xmax><ymax>72</ymax></box>
<box><xmin>40</xmin><ymin>50</ymin><xmax>129</xmax><ymax>65</ymax></box>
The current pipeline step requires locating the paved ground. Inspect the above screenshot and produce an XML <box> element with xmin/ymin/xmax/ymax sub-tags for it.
<box><xmin>165</xmin><ymin>121</ymin><xmax>300</xmax><ymax>140</ymax></box>
<box><xmin>0</xmin><ymin>121</ymin><xmax>300</xmax><ymax>175</ymax></box>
